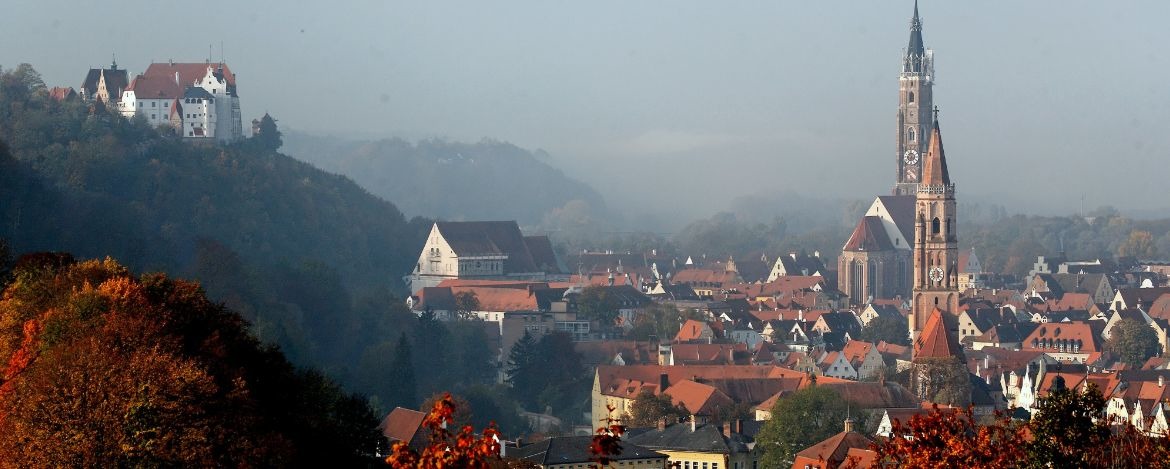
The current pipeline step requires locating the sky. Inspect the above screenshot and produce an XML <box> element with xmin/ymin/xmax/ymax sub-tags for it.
<box><xmin>3</xmin><ymin>1</ymin><xmax>1169</xmax><ymax>219</ymax></box>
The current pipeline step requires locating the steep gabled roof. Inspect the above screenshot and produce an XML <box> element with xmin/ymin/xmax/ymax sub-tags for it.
<box><xmin>523</xmin><ymin>235</ymin><xmax>565</xmax><ymax>274</ymax></box>
<box><xmin>875</xmin><ymin>195</ymin><xmax>916</xmax><ymax>243</ymax></box>
<box><xmin>379</xmin><ymin>407</ymin><xmax>426</xmax><ymax>449</ymax></box>
<box><xmin>435</xmin><ymin>221</ymin><xmax>540</xmax><ymax>273</ymax></box>
<box><xmin>126</xmin><ymin>73</ymin><xmax>182</xmax><ymax>99</ymax></box>
<box><xmin>914</xmin><ymin>308</ymin><xmax>961</xmax><ymax>359</ymax></box>
<box><xmin>793</xmin><ymin>429</ymin><xmax>873</xmax><ymax>469</ymax></box>
<box><xmin>843</xmin><ymin>216</ymin><xmax>894</xmax><ymax>252</ymax></box>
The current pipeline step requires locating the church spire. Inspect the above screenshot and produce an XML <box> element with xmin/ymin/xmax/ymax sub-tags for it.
<box><xmin>907</xmin><ymin>1</ymin><xmax>925</xmax><ymax>58</ymax></box>
<box><xmin>920</xmin><ymin>107</ymin><xmax>950</xmax><ymax>187</ymax></box>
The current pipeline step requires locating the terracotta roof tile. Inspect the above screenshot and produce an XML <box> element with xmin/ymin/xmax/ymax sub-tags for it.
<box><xmin>913</xmin><ymin>308</ymin><xmax>962</xmax><ymax>359</ymax></box>
<box><xmin>843</xmin><ymin>216</ymin><xmax>895</xmax><ymax>252</ymax></box>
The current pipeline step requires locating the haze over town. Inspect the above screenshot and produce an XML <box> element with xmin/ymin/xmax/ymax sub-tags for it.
<box><xmin>5</xmin><ymin>0</ymin><xmax>1169</xmax><ymax>221</ymax></box>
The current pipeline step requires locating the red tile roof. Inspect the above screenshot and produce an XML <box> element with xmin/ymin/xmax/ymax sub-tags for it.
<box><xmin>791</xmin><ymin>430</ymin><xmax>873</xmax><ymax>469</ymax></box>
<box><xmin>913</xmin><ymin>308</ymin><xmax>961</xmax><ymax>359</ymax></box>
<box><xmin>143</xmin><ymin>62</ymin><xmax>236</xmax><ymax>87</ymax></box>
<box><xmin>126</xmin><ymin>73</ymin><xmax>182</xmax><ymax>99</ymax></box>
<box><xmin>843</xmin><ymin>216</ymin><xmax>894</xmax><ymax>252</ymax></box>
<box><xmin>379</xmin><ymin>407</ymin><xmax>426</xmax><ymax>444</ymax></box>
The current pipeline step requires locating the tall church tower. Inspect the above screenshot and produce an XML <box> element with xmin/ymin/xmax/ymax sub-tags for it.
<box><xmin>909</xmin><ymin>109</ymin><xmax>958</xmax><ymax>342</ymax></box>
<box><xmin>894</xmin><ymin>1</ymin><xmax>935</xmax><ymax>196</ymax></box>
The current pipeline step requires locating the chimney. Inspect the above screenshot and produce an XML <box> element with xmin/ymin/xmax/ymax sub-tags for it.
<box><xmin>734</xmin><ymin>419</ymin><xmax>743</xmax><ymax>435</ymax></box>
<box><xmin>843</xmin><ymin>417</ymin><xmax>855</xmax><ymax>433</ymax></box>
<box><xmin>722</xmin><ymin>422</ymin><xmax>732</xmax><ymax>438</ymax></box>
<box><xmin>657</xmin><ymin>418</ymin><xmax>667</xmax><ymax>431</ymax></box>
<box><xmin>689</xmin><ymin>415</ymin><xmax>697</xmax><ymax>432</ymax></box>
<box><xmin>1160</xmin><ymin>375</ymin><xmax>1165</xmax><ymax>388</ymax></box>
<box><xmin>798</xmin><ymin>309</ymin><xmax>804</xmax><ymax>321</ymax></box>
<box><xmin>660</xmin><ymin>373</ymin><xmax>669</xmax><ymax>392</ymax></box>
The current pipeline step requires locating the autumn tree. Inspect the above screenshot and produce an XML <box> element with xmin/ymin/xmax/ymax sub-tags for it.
<box><xmin>626</xmin><ymin>390</ymin><xmax>689</xmax><ymax>428</ymax></box>
<box><xmin>387</xmin><ymin>393</ymin><xmax>501</xmax><ymax>469</ymax></box>
<box><xmin>1106</xmin><ymin>317</ymin><xmax>1160</xmax><ymax>368</ymax></box>
<box><xmin>0</xmin><ymin>254</ymin><xmax>380</xmax><ymax>467</ymax></box>
<box><xmin>912</xmin><ymin>357</ymin><xmax>972</xmax><ymax>406</ymax></box>
<box><xmin>756</xmin><ymin>385</ymin><xmax>859</xmax><ymax>467</ymax></box>
<box><xmin>872</xmin><ymin>406</ymin><xmax>1028</xmax><ymax>468</ymax></box>
<box><xmin>629</xmin><ymin>302</ymin><xmax>706</xmax><ymax>341</ymax></box>
<box><xmin>1118</xmin><ymin>230</ymin><xmax>1158</xmax><ymax>259</ymax></box>
<box><xmin>859</xmin><ymin>313</ymin><xmax>910</xmax><ymax>346</ymax></box>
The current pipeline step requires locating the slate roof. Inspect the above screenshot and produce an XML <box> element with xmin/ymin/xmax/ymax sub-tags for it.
<box><xmin>435</xmin><ymin>221</ymin><xmax>545</xmax><ymax>273</ymax></box>
<box><xmin>875</xmin><ymin>195</ymin><xmax>917</xmax><ymax>243</ymax></box>
<box><xmin>510</xmin><ymin>435</ymin><xmax>666</xmax><ymax>465</ymax></box>
<box><xmin>523</xmin><ymin>235</ymin><xmax>565</xmax><ymax>274</ymax></box>
<box><xmin>80</xmin><ymin>66</ymin><xmax>129</xmax><ymax>99</ymax></box>
<box><xmin>969</xmin><ymin>322</ymin><xmax>1037</xmax><ymax>345</ymax></box>
<box><xmin>183</xmin><ymin>86</ymin><xmax>214</xmax><ymax>100</ymax></box>
<box><xmin>625</xmin><ymin>423</ymin><xmax>747</xmax><ymax>454</ymax></box>
<box><xmin>843</xmin><ymin>216</ymin><xmax>894</xmax><ymax>252</ymax></box>
<box><xmin>774</xmin><ymin>252</ymin><xmax>828</xmax><ymax>277</ymax></box>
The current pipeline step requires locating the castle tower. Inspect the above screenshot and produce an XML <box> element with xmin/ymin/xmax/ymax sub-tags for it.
<box><xmin>894</xmin><ymin>0</ymin><xmax>935</xmax><ymax>196</ymax></box>
<box><xmin>909</xmin><ymin>108</ymin><xmax>959</xmax><ymax>343</ymax></box>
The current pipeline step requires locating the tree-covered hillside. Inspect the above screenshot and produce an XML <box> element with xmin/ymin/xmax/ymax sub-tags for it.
<box><xmin>283</xmin><ymin>131</ymin><xmax>607</xmax><ymax>226</ymax></box>
<box><xmin>0</xmin><ymin>64</ymin><xmax>433</xmax><ymax>405</ymax></box>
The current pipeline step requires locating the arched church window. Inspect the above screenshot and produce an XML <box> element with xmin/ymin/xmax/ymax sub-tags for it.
<box><xmin>908</xmin><ymin>91</ymin><xmax>915</xmax><ymax>103</ymax></box>
<box><xmin>908</xmin><ymin>127</ymin><xmax>916</xmax><ymax>142</ymax></box>
<box><xmin>931</xmin><ymin>217</ymin><xmax>941</xmax><ymax>234</ymax></box>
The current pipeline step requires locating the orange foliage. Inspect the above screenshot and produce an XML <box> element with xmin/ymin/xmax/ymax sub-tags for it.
<box><xmin>872</xmin><ymin>406</ymin><xmax>1028</xmax><ymax>469</ymax></box>
<box><xmin>387</xmin><ymin>392</ymin><xmax>502</xmax><ymax>468</ymax></box>
<box><xmin>590</xmin><ymin>403</ymin><xmax>627</xmax><ymax>466</ymax></box>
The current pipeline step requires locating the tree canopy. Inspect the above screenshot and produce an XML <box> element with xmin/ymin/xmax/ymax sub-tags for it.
<box><xmin>0</xmin><ymin>254</ymin><xmax>379</xmax><ymax>466</ymax></box>
<box><xmin>755</xmin><ymin>385</ymin><xmax>860</xmax><ymax>467</ymax></box>
<box><xmin>626</xmin><ymin>390</ymin><xmax>688</xmax><ymax>428</ymax></box>
<box><xmin>1106</xmin><ymin>317</ymin><xmax>1160</xmax><ymax>369</ymax></box>
<box><xmin>859</xmin><ymin>313</ymin><xmax>910</xmax><ymax>346</ymax></box>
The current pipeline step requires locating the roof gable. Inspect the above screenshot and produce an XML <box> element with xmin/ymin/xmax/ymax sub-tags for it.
<box><xmin>914</xmin><ymin>308</ymin><xmax>962</xmax><ymax>359</ymax></box>
<box><xmin>843</xmin><ymin>216</ymin><xmax>895</xmax><ymax>252</ymax></box>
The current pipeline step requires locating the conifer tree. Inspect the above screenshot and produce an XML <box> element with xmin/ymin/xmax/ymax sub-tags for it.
<box><xmin>388</xmin><ymin>333</ymin><xmax>417</xmax><ymax>409</ymax></box>
<box><xmin>506</xmin><ymin>330</ymin><xmax>539</xmax><ymax>408</ymax></box>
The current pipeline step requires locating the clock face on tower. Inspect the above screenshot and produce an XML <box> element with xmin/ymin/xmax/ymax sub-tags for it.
<box><xmin>929</xmin><ymin>266</ymin><xmax>944</xmax><ymax>284</ymax></box>
<box><xmin>904</xmin><ymin>168</ymin><xmax>918</xmax><ymax>182</ymax></box>
<box><xmin>903</xmin><ymin>149</ymin><xmax>920</xmax><ymax>165</ymax></box>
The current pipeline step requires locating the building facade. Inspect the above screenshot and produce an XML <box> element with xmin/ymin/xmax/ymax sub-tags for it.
<box><xmin>119</xmin><ymin>62</ymin><xmax>243</xmax><ymax>141</ymax></box>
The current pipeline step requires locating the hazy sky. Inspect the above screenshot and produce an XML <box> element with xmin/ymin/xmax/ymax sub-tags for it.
<box><xmin>3</xmin><ymin>1</ymin><xmax>1169</xmax><ymax>218</ymax></box>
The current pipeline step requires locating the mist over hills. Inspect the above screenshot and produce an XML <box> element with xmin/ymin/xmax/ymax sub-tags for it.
<box><xmin>282</xmin><ymin>130</ymin><xmax>608</xmax><ymax>227</ymax></box>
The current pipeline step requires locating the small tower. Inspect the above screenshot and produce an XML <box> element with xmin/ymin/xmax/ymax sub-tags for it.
<box><xmin>894</xmin><ymin>0</ymin><xmax>936</xmax><ymax>196</ymax></box>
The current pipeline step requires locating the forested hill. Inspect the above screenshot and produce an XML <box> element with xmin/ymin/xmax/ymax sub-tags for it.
<box><xmin>282</xmin><ymin>131</ymin><xmax>607</xmax><ymax>225</ymax></box>
<box><xmin>0</xmin><ymin>65</ymin><xmax>429</xmax><ymax>384</ymax></box>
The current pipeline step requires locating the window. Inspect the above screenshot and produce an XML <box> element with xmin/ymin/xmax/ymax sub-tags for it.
<box><xmin>932</xmin><ymin>217</ymin><xmax>941</xmax><ymax>234</ymax></box>
<box><xmin>163</xmin><ymin>102</ymin><xmax>168</xmax><ymax>107</ymax></box>
<box><xmin>151</xmin><ymin>101</ymin><xmax>156</xmax><ymax>107</ymax></box>
<box><xmin>909</xmin><ymin>91</ymin><xmax>915</xmax><ymax>103</ymax></box>
<box><xmin>908</xmin><ymin>127</ymin><xmax>916</xmax><ymax>142</ymax></box>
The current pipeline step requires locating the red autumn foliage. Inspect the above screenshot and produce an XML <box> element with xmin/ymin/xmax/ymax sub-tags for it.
<box><xmin>589</xmin><ymin>403</ymin><xmax>627</xmax><ymax>466</ymax></box>
<box><xmin>873</xmin><ymin>406</ymin><xmax>1028</xmax><ymax>468</ymax></box>
<box><xmin>387</xmin><ymin>392</ymin><xmax>502</xmax><ymax>469</ymax></box>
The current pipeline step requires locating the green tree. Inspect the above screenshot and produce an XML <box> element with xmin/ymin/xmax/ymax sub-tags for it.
<box><xmin>755</xmin><ymin>385</ymin><xmax>860</xmax><ymax>467</ymax></box>
<box><xmin>533</xmin><ymin>332</ymin><xmax>587</xmax><ymax>421</ymax></box>
<box><xmin>387</xmin><ymin>333</ymin><xmax>418</xmax><ymax>409</ymax></box>
<box><xmin>859</xmin><ymin>313</ymin><xmax>910</xmax><ymax>346</ymax></box>
<box><xmin>454</xmin><ymin>291</ymin><xmax>481</xmax><ymax>320</ymax></box>
<box><xmin>253</xmin><ymin>113</ymin><xmax>282</xmax><ymax>150</ymax></box>
<box><xmin>505</xmin><ymin>330</ymin><xmax>540</xmax><ymax>408</ymax></box>
<box><xmin>576</xmin><ymin>286</ymin><xmax>619</xmax><ymax>327</ymax></box>
<box><xmin>1106</xmin><ymin>317</ymin><xmax>1160</xmax><ymax>368</ymax></box>
<box><xmin>626</xmin><ymin>390</ymin><xmax>688</xmax><ymax>428</ymax></box>
<box><xmin>629</xmin><ymin>303</ymin><xmax>705</xmax><ymax>341</ymax></box>
<box><xmin>1027</xmin><ymin>378</ymin><xmax>1110</xmax><ymax>468</ymax></box>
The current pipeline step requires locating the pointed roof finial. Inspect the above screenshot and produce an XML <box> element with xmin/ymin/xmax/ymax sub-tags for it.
<box><xmin>907</xmin><ymin>1</ymin><xmax>926</xmax><ymax>58</ymax></box>
<box><xmin>111</xmin><ymin>53</ymin><xmax>118</xmax><ymax>70</ymax></box>
<box><xmin>921</xmin><ymin>107</ymin><xmax>951</xmax><ymax>187</ymax></box>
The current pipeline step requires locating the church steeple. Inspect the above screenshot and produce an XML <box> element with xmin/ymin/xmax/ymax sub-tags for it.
<box><xmin>907</xmin><ymin>1</ymin><xmax>925</xmax><ymax>58</ymax></box>
<box><xmin>895</xmin><ymin>0</ymin><xmax>936</xmax><ymax>196</ymax></box>
<box><xmin>921</xmin><ymin>108</ymin><xmax>950</xmax><ymax>187</ymax></box>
